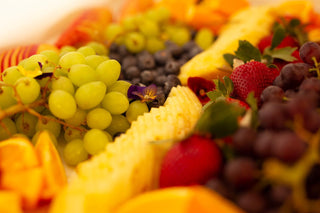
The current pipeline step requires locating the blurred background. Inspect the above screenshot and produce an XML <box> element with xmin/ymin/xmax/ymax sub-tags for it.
<box><xmin>0</xmin><ymin>0</ymin><xmax>319</xmax><ymax>52</ymax></box>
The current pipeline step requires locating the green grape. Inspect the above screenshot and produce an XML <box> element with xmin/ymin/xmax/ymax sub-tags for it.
<box><xmin>126</xmin><ymin>100</ymin><xmax>149</xmax><ymax>123</ymax></box>
<box><xmin>63</xmin><ymin>139</ymin><xmax>88</xmax><ymax>166</ymax></box>
<box><xmin>15</xmin><ymin>112</ymin><xmax>38</xmax><ymax>137</ymax></box>
<box><xmin>64</xmin><ymin>127</ymin><xmax>85</xmax><ymax>142</ymax></box>
<box><xmin>68</xmin><ymin>64</ymin><xmax>98</xmax><ymax>87</ymax></box>
<box><xmin>15</xmin><ymin>77</ymin><xmax>40</xmax><ymax>104</ymax></box>
<box><xmin>75</xmin><ymin>81</ymin><xmax>106</xmax><ymax>110</ymax></box>
<box><xmin>106</xmin><ymin>114</ymin><xmax>130</xmax><ymax>137</ymax></box>
<box><xmin>96</xmin><ymin>59</ymin><xmax>121</xmax><ymax>87</ymax></box>
<box><xmin>49</xmin><ymin>90</ymin><xmax>77</xmax><ymax>119</ymax></box>
<box><xmin>0</xmin><ymin>118</ymin><xmax>17</xmax><ymax>141</ymax></box>
<box><xmin>104</xmin><ymin>23</ymin><xmax>124</xmax><ymax>42</ymax></box>
<box><xmin>169</xmin><ymin>26</ymin><xmax>190</xmax><ymax>46</ymax></box>
<box><xmin>125</xmin><ymin>32</ymin><xmax>146</xmax><ymax>53</ymax></box>
<box><xmin>138</xmin><ymin>19</ymin><xmax>160</xmax><ymax>37</ymax></box>
<box><xmin>107</xmin><ymin>80</ymin><xmax>131</xmax><ymax>95</ymax></box>
<box><xmin>36</xmin><ymin>115</ymin><xmax>61</xmax><ymax>138</ymax></box>
<box><xmin>59</xmin><ymin>45</ymin><xmax>76</xmax><ymax>57</ymax></box>
<box><xmin>145</xmin><ymin>7</ymin><xmax>170</xmax><ymax>23</ymax></box>
<box><xmin>86</xmin><ymin>108</ymin><xmax>112</xmax><ymax>130</ymax></box>
<box><xmin>85</xmin><ymin>55</ymin><xmax>108</xmax><ymax>69</ymax></box>
<box><xmin>102</xmin><ymin>91</ymin><xmax>129</xmax><ymax>115</ymax></box>
<box><xmin>58</xmin><ymin>51</ymin><xmax>86</xmax><ymax>70</ymax></box>
<box><xmin>37</xmin><ymin>76</ymin><xmax>51</xmax><ymax>88</ymax></box>
<box><xmin>77</xmin><ymin>46</ymin><xmax>96</xmax><ymax>57</ymax></box>
<box><xmin>86</xmin><ymin>42</ymin><xmax>108</xmax><ymax>55</ymax></box>
<box><xmin>83</xmin><ymin>129</ymin><xmax>111</xmax><ymax>155</ymax></box>
<box><xmin>0</xmin><ymin>86</ymin><xmax>17</xmax><ymax>109</ymax></box>
<box><xmin>122</xmin><ymin>16</ymin><xmax>138</xmax><ymax>31</ymax></box>
<box><xmin>104</xmin><ymin>131</ymin><xmax>113</xmax><ymax>141</ymax></box>
<box><xmin>146</xmin><ymin>37</ymin><xmax>165</xmax><ymax>53</ymax></box>
<box><xmin>2</xmin><ymin>66</ymin><xmax>23</xmax><ymax>85</ymax></box>
<box><xmin>64</xmin><ymin>108</ymin><xmax>87</xmax><ymax>126</ymax></box>
<box><xmin>12</xmin><ymin>133</ymin><xmax>29</xmax><ymax>140</ymax></box>
<box><xmin>18</xmin><ymin>58</ymin><xmax>41</xmax><ymax>71</ymax></box>
<box><xmin>51</xmin><ymin>76</ymin><xmax>75</xmax><ymax>95</ymax></box>
<box><xmin>53</xmin><ymin>67</ymin><xmax>68</xmax><ymax>77</ymax></box>
<box><xmin>40</xmin><ymin>50</ymin><xmax>59</xmax><ymax>65</ymax></box>
<box><xmin>195</xmin><ymin>28</ymin><xmax>214</xmax><ymax>50</ymax></box>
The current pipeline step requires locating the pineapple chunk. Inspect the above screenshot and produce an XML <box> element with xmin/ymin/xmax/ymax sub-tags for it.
<box><xmin>178</xmin><ymin>6</ymin><xmax>276</xmax><ymax>85</ymax></box>
<box><xmin>49</xmin><ymin>86</ymin><xmax>202</xmax><ymax>213</ymax></box>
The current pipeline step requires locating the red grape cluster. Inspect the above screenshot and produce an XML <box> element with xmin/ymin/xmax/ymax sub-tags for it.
<box><xmin>206</xmin><ymin>42</ymin><xmax>320</xmax><ymax>213</ymax></box>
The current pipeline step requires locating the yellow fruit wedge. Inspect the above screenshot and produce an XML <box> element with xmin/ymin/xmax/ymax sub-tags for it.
<box><xmin>115</xmin><ymin>186</ymin><xmax>245</xmax><ymax>213</ymax></box>
<box><xmin>0</xmin><ymin>191</ymin><xmax>23</xmax><ymax>213</ymax></box>
<box><xmin>49</xmin><ymin>86</ymin><xmax>202</xmax><ymax>213</ymax></box>
<box><xmin>35</xmin><ymin>131</ymin><xmax>67</xmax><ymax>200</ymax></box>
<box><xmin>178</xmin><ymin>6</ymin><xmax>276</xmax><ymax>85</ymax></box>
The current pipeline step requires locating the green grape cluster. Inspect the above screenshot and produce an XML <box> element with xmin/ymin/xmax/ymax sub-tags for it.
<box><xmin>0</xmin><ymin>41</ymin><xmax>150</xmax><ymax>166</ymax></box>
<box><xmin>104</xmin><ymin>7</ymin><xmax>199</xmax><ymax>53</ymax></box>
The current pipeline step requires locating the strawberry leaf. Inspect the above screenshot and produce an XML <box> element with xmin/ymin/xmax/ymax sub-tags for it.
<box><xmin>195</xmin><ymin>100</ymin><xmax>245</xmax><ymax>138</ymax></box>
<box><xmin>234</xmin><ymin>40</ymin><xmax>261</xmax><ymax>62</ymax></box>
<box><xmin>264</xmin><ymin>46</ymin><xmax>297</xmax><ymax>62</ymax></box>
<box><xmin>223</xmin><ymin>53</ymin><xmax>238</xmax><ymax>67</ymax></box>
<box><xmin>223</xmin><ymin>76</ymin><xmax>234</xmax><ymax>95</ymax></box>
<box><xmin>207</xmin><ymin>90</ymin><xmax>223</xmax><ymax>101</ymax></box>
<box><xmin>271</xmin><ymin>26</ymin><xmax>286</xmax><ymax>50</ymax></box>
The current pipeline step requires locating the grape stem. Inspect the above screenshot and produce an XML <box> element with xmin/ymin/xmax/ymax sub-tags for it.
<box><xmin>311</xmin><ymin>56</ymin><xmax>320</xmax><ymax>79</ymax></box>
<box><xmin>0</xmin><ymin>74</ymin><xmax>87</xmax><ymax>134</ymax></box>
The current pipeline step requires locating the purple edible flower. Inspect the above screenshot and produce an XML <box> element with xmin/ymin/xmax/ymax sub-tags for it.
<box><xmin>127</xmin><ymin>84</ymin><xmax>157</xmax><ymax>103</ymax></box>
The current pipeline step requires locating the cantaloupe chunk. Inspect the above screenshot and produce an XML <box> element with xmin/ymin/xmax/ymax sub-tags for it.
<box><xmin>178</xmin><ymin>6</ymin><xmax>276</xmax><ymax>85</ymax></box>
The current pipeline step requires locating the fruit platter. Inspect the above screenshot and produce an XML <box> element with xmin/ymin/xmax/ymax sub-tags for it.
<box><xmin>1</xmin><ymin>0</ymin><xmax>320</xmax><ymax>212</ymax></box>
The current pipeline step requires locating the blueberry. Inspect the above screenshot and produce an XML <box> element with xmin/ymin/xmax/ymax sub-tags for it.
<box><xmin>122</xmin><ymin>55</ymin><xmax>137</xmax><ymax>70</ymax></box>
<box><xmin>154</xmin><ymin>50</ymin><xmax>172</xmax><ymax>65</ymax></box>
<box><xmin>154</xmin><ymin>75</ymin><xmax>167</xmax><ymax>86</ymax></box>
<box><xmin>138</xmin><ymin>51</ymin><xmax>155</xmax><ymax>70</ymax></box>
<box><xmin>163</xmin><ymin>74</ymin><xmax>181</xmax><ymax>95</ymax></box>
<box><xmin>164</xmin><ymin>60</ymin><xmax>180</xmax><ymax>75</ymax></box>
<box><xmin>125</xmin><ymin>66</ymin><xmax>140</xmax><ymax>80</ymax></box>
<box><xmin>140</xmin><ymin>70</ymin><xmax>154</xmax><ymax>85</ymax></box>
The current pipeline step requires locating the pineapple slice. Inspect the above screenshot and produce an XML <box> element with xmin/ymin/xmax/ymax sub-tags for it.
<box><xmin>178</xmin><ymin>6</ymin><xmax>276</xmax><ymax>85</ymax></box>
<box><xmin>49</xmin><ymin>86</ymin><xmax>202</xmax><ymax>213</ymax></box>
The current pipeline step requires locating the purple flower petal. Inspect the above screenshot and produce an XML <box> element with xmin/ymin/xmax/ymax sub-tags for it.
<box><xmin>127</xmin><ymin>85</ymin><xmax>145</xmax><ymax>100</ymax></box>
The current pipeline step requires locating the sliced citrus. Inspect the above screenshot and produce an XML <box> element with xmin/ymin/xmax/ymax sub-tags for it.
<box><xmin>0</xmin><ymin>137</ymin><xmax>40</xmax><ymax>172</ymax></box>
<box><xmin>115</xmin><ymin>186</ymin><xmax>245</xmax><ymax>213</ymax></box>
<box><xmin>0</xmin><ymin>191</ymin><xmax>23</xmax><ymax>213</ymax></box>
<box><xmin>34</xmin><ymin>131</ymin><xmax>67</xmax><ymax>200</ymax></box>
<box><xmin>0</xmin><ymin>168</ymin><xmax>43</xmax><ymax>210</ymax></box>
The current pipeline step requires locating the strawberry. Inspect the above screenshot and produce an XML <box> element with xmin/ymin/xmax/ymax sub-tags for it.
<box><xmin>258</xmin><ymin>35</ymin><xmax>299</xmax><ymax>53</ymax></box>
<box><xmin>230</xmin><ymin>61</ymin><xmax>279</xmax><ymax>103</ymax></box>
<box><xmin>225</xmin><ymin>97</ymin><xmax>249</xmax><ymax>110</ymax></box>
<box><xmin>159</xmin><ymin>134</ymin><xmax>222</xmax><ymax>188</ymax></box>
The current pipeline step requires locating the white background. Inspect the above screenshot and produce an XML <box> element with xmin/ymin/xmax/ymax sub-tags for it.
<box><xmin>0</xmin><ymin>0</ymin><xmax>319</xmax><ymax>52</ymax></box>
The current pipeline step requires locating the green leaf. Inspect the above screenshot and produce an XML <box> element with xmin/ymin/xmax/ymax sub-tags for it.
<box><xmin>264</xmin><ymin>46</ymin><xmax>297</xmax><ymax>62</ymax></box>
<box><xmin>207</xmin><ymin>90</ymin><xmax>223</xmax><ymax>101</ymax></box>
<box><xmin>223</xmin><ymin>76</ymin><xmax>234</xmax><ymax>95</ymax></box>
<box><xmin>195</xmin><ymin>100</ymin><xmax>245</xmax><ymax>138</ymax></box>
<box><xmin>217</xmin><ymin>79</ymin><xmax>227</xmax><ymax>96</ymax></box>
<box><xmin>271</xmin><ymin>26</ymin><xmax>286</xmax><ymax>50</ymax></box>
<box><xmin>235</xmin><ymin>40</ymin><xmax>261</xmax><ymax>62</ymax></box>
<box><xmin>223</xmin><ymin>53</ymin><xmax>237</xmax><ymax>67</ymax></box>
<box><xmin>246</xmin><ymin>92</ymin><xmax>259</xmax><ymax>129</ymax></box>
